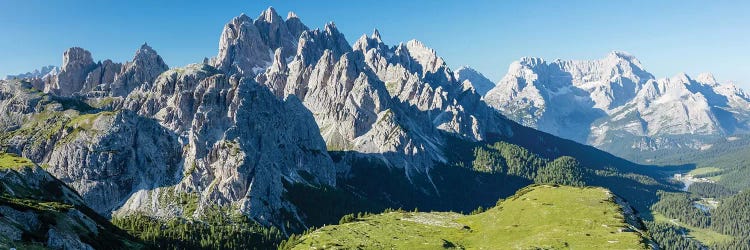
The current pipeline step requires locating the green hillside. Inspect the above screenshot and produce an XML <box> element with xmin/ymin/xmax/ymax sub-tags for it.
<box><xmin>287</xmin><ymin>185</ymin><xmax>649</xmax><ymax>249</ymax></box>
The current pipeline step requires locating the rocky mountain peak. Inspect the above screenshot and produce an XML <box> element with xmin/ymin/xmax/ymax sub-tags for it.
<box><xmin>43</xmin><ymin>44</ymin><xmax>168</xmax><ymax>97</ymax></box>
<box><xmin>130</xmin><ymin>43</ymin><xmax>166</xmax><ymax>69</ymax></box>
<box><xmin>518</xmin><ymin>56</ymin><xmax>546</xmax><ymax>67</ymax></box>
<box><xmin>287</xmin><ymin>11</ymin><xmax>298</xmax><ymax>20</ymax></box>
<box><xmin>324</xmin><ymin>22</ymin><xmax>341</xmax><ymax>36</ymax></box>
<box><xmin>372</xmin><ymin>28</ymin><xmax>382</xmax><ymax>41</ymax></box>
<box><xmin>254</xmin><ymin>6</ymin><xmax>297</xmax><ymax>58</ymax></box>
<box><xmin>296</xmin><ymin>24</ymin><xmax>351</xmax><ymax>66</ymax></box>
<box><xmin>137</xmin><ymin>42</ymin><xmax>155</xmax><ymax>55</ymax></box>
<box><xmin>696</xmin><ymin>72</ymin><xmax>718</xmax><ymax>85</ymax></box>
<box><xmin>456</xmin><ymin>66</ymin><xmax>479</xmax><ymax>75</ymax></box>
<box><xmin>605</xmin><ymin>50</ymin><xmax>645</xmax><ymax>70</ymax></box>
<box><xmin>486</xmin><ymin>51</ymin><xmax>750</xmax><ymax>162</ymax></box>
<box><xmin>285</xmin><ymin>11</ymin><xmax>308</xmax><ymax>38</ymax></box>
<box><xmin>455</xmin><ymin>66</ymin><xmax>495</xmax><ymax>95</ymax></box>
<box><xmin>214</xmin><ymin>13</ymin><xmax>272</xmax><ymax>76</ymax></box>
<box><xmin>47</xmin><ymin>47</ymin><xmax>97</xmax><ymax>96</ymax></box>
<box><xmin>671</xmin><ymin>72</ymin><xmax>692</xmax><ymax>84</ymax></box>
<box><xmin>236</xmin><ymin>13</ymin><xmax>251</xmax><ymax>23</ymax></box>
<box><xmin>485</xmin><ymin>51</ymin><xmax>664</xmax><ymax>143</ymax></box>
<box><xmin>405</xmin><ymin>39</ymin><xmax>436</xmax><ymax>57</ymax></box>
<box><xmin>214</xmin><ymin>8</ymin><xmax>314</xmax><ymax>76</ymax></box>
<box><xmin>353</xmin><ymin>29</ymin><xmax>388</xmax><ymax>53</ymax></box>
<box><xmin>62</xmin><ymin>47</ymin><xmax>94</xmax><ymax>67</ymax></box>
<box><xmin>405</xmin><ymin>39</ymin><xmax>447</xmax><ymax>76</ymax></box>
<box><xmin>258</xmin><ymin>6</ymin><xmax>281</xmax><ymax>23</ymax></box>
<box><xmin>109</xmin><ymin>43</ymin><xmax>169</xmax><ymax>96</ymax></box>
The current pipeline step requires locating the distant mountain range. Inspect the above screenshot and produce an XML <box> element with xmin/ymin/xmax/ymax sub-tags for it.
<box><xmin>483</xmin><ymin>51</ymin><xmax>750</xmax><ymax>164</ymax></box>
<box><xmin>5</xmin><ymin>65</ymin><xmax>58</xmax><ymax>81</ymax></box>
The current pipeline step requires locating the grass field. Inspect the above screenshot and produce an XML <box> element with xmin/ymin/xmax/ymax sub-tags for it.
<box><xmin>0</xmin><ymin>153</ymin><xmax>34</xmax><ymax>170</ymax></box>
<box><xmin>688</xmin><ymin>167</ymin><xmax>721</xmax><ymax>175</ymax></box>
<box><xmin>688</xmin><ymin>167</ymin><xmax>723</xmax><ymax>181</ymax></box>
<box><xmin>652</xmin><ymin>212</ymin><xmax>733</xmax><ymax>246</ymax></box>
<box><xmin>291</xmin><ymin>185</ymin><xmax>648</xmax><ymax>249</ymax></box>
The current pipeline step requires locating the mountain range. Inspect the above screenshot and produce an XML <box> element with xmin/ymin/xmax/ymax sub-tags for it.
<box><xmin>5</xmin><ymin>6</ymin><xmax>741</xmax><ymax>249</ymax></box>
<box><xmin>483</xmin><ymin>51</ymin><xmax>750</xmax><ymax>164</ymax></box>
<box><xmin>4</xmin><ymin>65</ymin><xmax>59</xmax><ymax>81</ymax></box>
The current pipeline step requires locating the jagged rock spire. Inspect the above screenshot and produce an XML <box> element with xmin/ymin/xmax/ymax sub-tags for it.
<box><xmin>324</xmin><ymin>22</ymin><xmax>339</xmax><ymax>35</ymax></box>
<box><xmin>372</xmin><ymin>29</ymin><xmax>382</xmax><ymax>41</ymax></box>
<box><xmin>287</xmin><ymin>11</ymin><xmax>298</xmax><ymax>20</ymax></box>
<box><xmin>285</xmin><ymin>11</ymin><xmax>309</xmax><ymax>39</ymax></box>
<box><xmin>214</xmin><ymin>8</ymin><xmax>312</xmax><ymax>76</ymax></box>
<box><xmin>47</xmin><ymin>47</ymin><xmax>96</xmax><ymax>96</ymax></box>
<box><xmin>353</xmin><ymin>28</ymin><xmax>389</xmax><ymax>53</ymax></box>
<box><xmin>258</xmin><ymin>6</ymin><xmax>281</xmax><ymax>23</ymax></box>
<box><xmin>214</xmin><ymin>13</ymin><xmax>271</xmax><ymax>76</ymax></box>
<box><xmin>254</xmin><ymin>6</ymin><xmax>296</xmax><ymax>57</ymax></box>
<box><xmin>110</xmin><ymin>43</ymin><xmax>168</xmax><ymax>96</ymax></box>
<box><xmin>296</xmin><ymin>22</ymin><xmax>352</xmax><ymax>66</ymax></box>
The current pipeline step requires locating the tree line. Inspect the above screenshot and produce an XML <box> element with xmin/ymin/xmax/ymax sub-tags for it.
<box><xmin>648</xmin><ymin>187</ymin><xmax>750</xmax><ymax>249</ymax></box>
<box><xmin>112</xmin><ymin>211</ymin><xmax>285</xmax><ymax>250</ymax></box>
<box><xmin>688</xmin><ymin>182</ymin><xmax>736</xmax><ymax>198</ymax></box>
<box><xmin>471</xmin><ymin>142</ymin><xmax>585</xmax><ymax>187</ymax></box>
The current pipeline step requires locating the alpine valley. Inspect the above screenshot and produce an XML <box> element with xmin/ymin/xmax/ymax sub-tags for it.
<box><xmin>1</xmin><ymin>6</ymin><xmax>749</xmax><ymax>250</ymax></box>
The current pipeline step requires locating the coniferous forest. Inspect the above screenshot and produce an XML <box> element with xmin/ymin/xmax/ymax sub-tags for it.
<box><xmin>646</xmin><ymin>187</ymin><xmax>750</xmax><ymax>249</ymax></box>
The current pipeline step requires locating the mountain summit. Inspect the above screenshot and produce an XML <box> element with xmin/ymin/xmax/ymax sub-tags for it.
<box><xmin>454</xmin><ymin>66</ymin><xmax>496</xmax><ymax>95</ymax></box>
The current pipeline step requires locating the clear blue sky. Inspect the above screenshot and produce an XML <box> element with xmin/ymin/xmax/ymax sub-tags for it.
<box><xmin>2</xmin><ymin>0</ymin><xmax>748</xmax><ymax>88</ymax></box>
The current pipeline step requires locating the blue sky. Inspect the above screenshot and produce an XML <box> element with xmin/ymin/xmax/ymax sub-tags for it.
<box><xmin>1</xmin><ymin>0</ymin><xmax>748</xmax><ymax>88</ymax></box>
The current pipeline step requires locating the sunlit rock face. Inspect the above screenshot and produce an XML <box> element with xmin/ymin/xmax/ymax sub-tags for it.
<box><xmin>1</xmin><ymin>7</ymin><xmax>521</xmax><ymax>227</ymax></box>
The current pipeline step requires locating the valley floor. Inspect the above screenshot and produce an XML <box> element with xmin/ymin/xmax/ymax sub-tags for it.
<box><xmin>652</xmin><ymin>212</ymin><xmax>733</xmax><ymax>246</ymax></box>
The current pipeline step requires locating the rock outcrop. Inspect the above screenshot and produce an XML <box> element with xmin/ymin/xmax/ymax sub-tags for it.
<box><xmin>83</xmin><ymin>59</ymin><xmax>122</xmax><ymax>93</ymax></box>
<box><xmin>120</xmin><ymin>63</ymin><xmax>336</xmax><ymax>225</ymax></box>
<box><xmin>41</xmin><ymin>44</ymin><xmax>167</xmax><ymax>98</ymax></box>
<box><xmin>214</xmin><ymin>14</ymin><xmax>273</xmax><ymax>76</ymax></box>
<box><xmin>47</xmin><ymin>47</ymin><xmax>97</xmax><ymax>96</ymax></box>
<box><xmin>0</xmin><ymin>81</ymin><xmax>183</xmax><ymax>215</ymax></box>
<box><xmin>454</xmin><ymin>66</ymin><xmax>495</xmax><ymax>96</ymax></box>
<box><xmin>110</xmin><ymin>43</ymin><xmax>168</xmax><ymax>96</ymax></box>
<box><xmin>45</xmin><ymin>110</ymin><xmax>182</xmax><ymax>214</ymax></box>
<box><xmin>0</xmin><ymin>153</ymin><xmax>143</xmax><ymax>249</ymax></box>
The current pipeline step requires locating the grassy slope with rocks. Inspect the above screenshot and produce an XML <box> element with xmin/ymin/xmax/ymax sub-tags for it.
<box><xmin>287</xmin><ymin>185</ymin><xmax>649</xmax><ymax>249</ymax></box>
